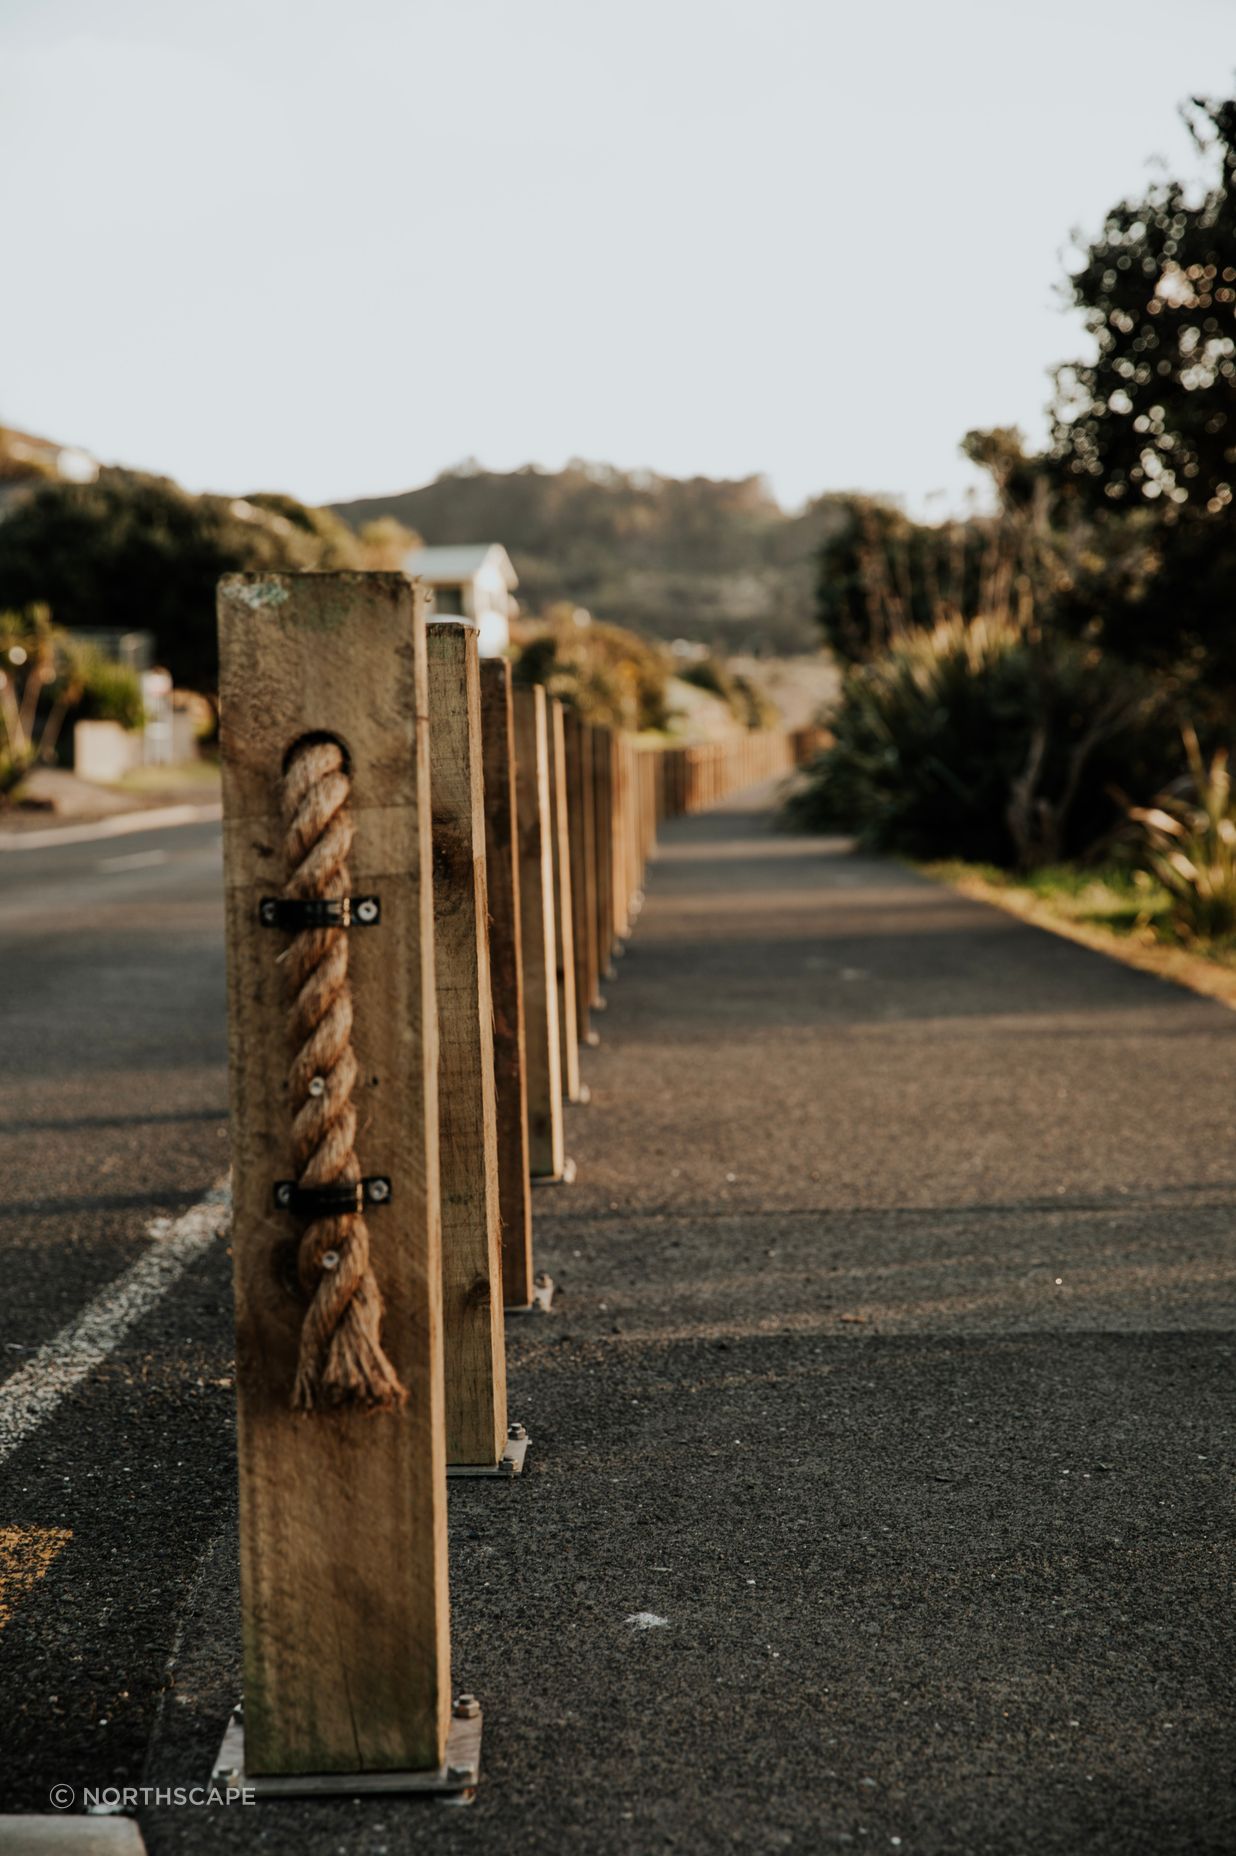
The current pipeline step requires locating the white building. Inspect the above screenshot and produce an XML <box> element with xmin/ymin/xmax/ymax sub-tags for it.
<box><xmin>402</xmin><ymin>542</ymin><xmax>518</xmax><ymax>658</ymax></box>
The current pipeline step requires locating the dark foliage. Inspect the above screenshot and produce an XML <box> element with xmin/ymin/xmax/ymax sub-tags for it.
<box><xmin>0</xmin><ymin>471</ymin><xmax>363</xmax><ymax>691</ymax></box>
<box><xmin>333</xmin><ymin>460</ymin><xmax>846</xmax><ymax>655</ymax></box>
<box><xmin>1050</xmin><ymin>96</ymin><xmax>1236</xmax><ymax>693</ymax></box>
<box><xmin>786</xmin><ymin>615</ymin><xmax>1175</xmax><ymax>869</ymax></box>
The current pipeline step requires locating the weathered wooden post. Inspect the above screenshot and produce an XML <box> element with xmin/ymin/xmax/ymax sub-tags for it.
<box><xmin>563</xmin><ymin>708</ymin><xmax>599</xmax><ymax>1043</ymax></box>
<box><xmin>611</xmin><ymin>733</ymin><xmax>630</xmax><ymax>945</ymax></box>
<box><xmin>513</xmin><ymin>684</ymin><xmax>566</xmax><ymax>1180</ymax></box>
<box><xmin>426</xmin><ymin>623</ymin><xmax>515</xmax><ymax>1472</ymax></box>
<box><xmin>547</xmin><ymin>697</ymin><xmax>582</xmax><ymax>1104</ymax></box>
<box><xmin>216</xmin><ymin>571</ymin><xmax>474</xmax><ymax>1796</ymax></box>
<box><xmin>591</xmin><ymin>724</ymin><xmax>616</xmax><ymax>983</ymax></box>
<box><xmin>477</xmin><ymin>659</ymin><xmax>537</xmax><ymax>1311</ymax></box>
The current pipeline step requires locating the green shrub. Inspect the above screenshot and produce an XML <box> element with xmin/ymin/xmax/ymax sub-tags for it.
<box><xmin>73</xmin><ymin>648</ymin><xmax>144</xmax><ymax>730</ymax></box>
<box><xmin>785</xmin><ymin>613</ymin><xmax>1170</xmax><ymax>868</ymax></box>
<box><xmin>679</xmin><ymin>655</ymin><xmax>777</xmax><ymax>729</ymax></box>
<box><xmin>514</xmin><ymin>613</ymin><xmax>672</xmax><ymax>733</ymax></box>
<box><xmin>1129</xmin><ymin>728</ymin><xmax>1236</xmax><ymax>942</ymax></box>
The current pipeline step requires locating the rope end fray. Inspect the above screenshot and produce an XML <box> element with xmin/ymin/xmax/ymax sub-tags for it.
<box><xmin>277</xmin><ymin>735</ymin><xmax>409</xmax><ymax>1418</ymax></box>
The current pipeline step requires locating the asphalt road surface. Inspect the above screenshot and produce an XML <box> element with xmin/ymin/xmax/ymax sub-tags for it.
<box><xmin>0</xmin><ymin>794</ymin><xmax>1233</xmax><ymax>1854</ymax></box>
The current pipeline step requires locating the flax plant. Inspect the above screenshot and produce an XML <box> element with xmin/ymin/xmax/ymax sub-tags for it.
<box><xmin>1129</xmin><ymin>728</ymin><xmax>1236</xmax><ymax>942</ymax></box>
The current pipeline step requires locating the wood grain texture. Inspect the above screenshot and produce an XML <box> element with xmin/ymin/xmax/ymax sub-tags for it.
<box><xmin>547</xmin><ymin>699</ymin><xmax>581</xmax><ymax>1104</ymax></box>
<box><xmin>512</xmin><ymin>685</ymin><xmax>564</xmax><ymax>1178</ymax></box>
<box><xmin>591</xmin><ymin>725</ymin><xmax>615</xmax><ymax>979</ymax></box>
<box><xmin>427</xmin><ymin>624</ymin><xmax>507</xmax><ymax>1465</ymax></box>
<box><xmin>563</xmin><ymin>708</ymin><xmax>598</xmax><ymax>1027</ymax></box>
<box><xmin>477</xmin><ymin>659</ymin><xmax>534</xmax><ymax>1307</ymax></box>
<box><xmin>218</xmin><ymin>571</ymin><xmax>449</xmax><ymax>1778</ymax></box>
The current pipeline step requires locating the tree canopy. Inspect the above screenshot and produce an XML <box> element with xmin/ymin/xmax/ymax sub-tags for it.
<box><xmin>1052</xmin><ymin>98</ymin><xmax>1236</xmax><ymax>519</ymax></box>
<box><xmin>0</xmin><ymin>471</ymin><xmax>415</xmax><ymax>691</ymax></box>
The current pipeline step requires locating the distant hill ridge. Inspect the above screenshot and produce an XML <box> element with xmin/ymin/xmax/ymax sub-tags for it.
<box><xmin>331</xmin><ymin>459</ymin><xmax>846</xmax><ymax>654</ymax></box>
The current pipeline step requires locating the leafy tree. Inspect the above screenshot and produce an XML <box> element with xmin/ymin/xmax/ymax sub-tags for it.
<box><xmin>0</xmin><ymin>605</ymin><xmax>142</xmax><ymax>799</ymax></box>
<box><xmin>0</xmin><ymin>471</ymin><xmax>366</xmax><ymax>692</ymax></box>
<box><xmin>1050</xmin><ymin>96</ymin><xmax>1236</xmax><ymax>690</ymax></box>
<box><xmin>513</xmin><ymin>609</ymin><xmax>672</xmax><ymax>733</ymax></box>
<box><xmin>679</xmin><ymin>654</ymin><xmax>777</xmax><ymax>728</ymax></box>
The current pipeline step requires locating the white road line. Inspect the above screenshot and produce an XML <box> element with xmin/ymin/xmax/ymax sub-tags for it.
<box><xmin>0</xmin><ymin>1182</ymin><xmax>231</xmax><ymax>1468</ymax></box>
<box><xmin>97</xmin><ymin>850</ymin><xmax>171</xmax><ymax>873</ymax></box>
<box><xmin>0</xmin><ymin>802</ymin><xmax>222</xmax><ymax>854</ymax></box>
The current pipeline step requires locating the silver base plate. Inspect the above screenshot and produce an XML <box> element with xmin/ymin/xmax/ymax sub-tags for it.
<box><xmin>447</xmin><ymin>1430</ymin><xmax>529</xmax><ymax>1478</ymax></box>
<box><xmin>211</xmin><ymin>1704</ymin><xmax>481</xmax><ymax>1802</ymax></box>
<box><xmin>532</xmin><ymin>1155</ymin><xmax>576</xmax><ymax>1186</ymax></box>
<box><xmin>507</xmin><ymin>1274</ymin><xmax>555</xmax><ymax>1315</ymax></box>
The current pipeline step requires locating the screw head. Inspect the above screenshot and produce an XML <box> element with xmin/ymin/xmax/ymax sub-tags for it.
<box><xmin>307</xmin><ymin>1075</ymin><xmax>326</xmax><ymax>1097</ymax></box>
<box><xmin>356</xmin><ymin>898</ymin><xmax>379</xmax><ymax>924</ymax></box>
<box><xmin>260</xmin><ymin>901</ymin><xmax>276</xmax><ymax>924</ymax></box>
<box><xmin>321</xmin><ymin>1250</ymin><xmax>340</xmax><ymax>1271</ymax></box>
<box><xmin>275</xmin><ymin>1183</ymin><xmax>292</xmax><ymax>1208</ymax></box>
<box><xmin>453</xmin><ymin>1694</ymin><xmax>480</xmax><ymax>1719</ymax></box>
<box><xmin>368</xmin><ymin>1177</ymin><xmax>391</xmax><ymax>1204</ymax></box>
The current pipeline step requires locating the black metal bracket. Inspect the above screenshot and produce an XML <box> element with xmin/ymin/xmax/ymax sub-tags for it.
<box><xmin>259</xmin><ymin>896</ymin><xmax>381</xmax><ymax>930</ymax></box>
<box><xmin>273</xmin><ymin>1177</ymin><xmax>392</xmax><ymax>1216</ymax></box>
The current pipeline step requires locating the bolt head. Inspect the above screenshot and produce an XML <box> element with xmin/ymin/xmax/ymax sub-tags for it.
<box><xmin>507</xmin><ymin>1422</ymin><xmax>527</xmax><ymax>1442</ymax></box>
<box><xmin>321</xmin><ymin>1249</ymin><xmax>340</xmax><ymax>1271</ymax></box>
<box><xmin>275</xmin><ymin>1184</ymin><xmax>292</xmax><ymax>1208</ymax></box>
<box><xmin>356</xmin><ymin>898</ymin><xmax>379</xmax><ymax>924</ymax></box>
<box><xmin>368</xmin><ymin>1177</ymin><xmax>390</xmax><ymax>1204</ymax></box>
<box><xmin>446</xmin><ymin>1764</ymin><xmax>474</xmax><ymax>1785</ymax></box>
<box><xmin>453</xmin><ymin>1693</ymin><xmax>480</xmax><ymax>1719</ymax></box>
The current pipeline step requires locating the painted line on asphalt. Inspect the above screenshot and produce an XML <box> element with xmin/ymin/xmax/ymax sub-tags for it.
<box><xmin>97</xmin><ymin>850</ymin><xmax>171</xmax><ymax>873</ymax></box>
<box><xmin>0</xmin><ymin>802</ymin><xmax>223</xmax><ymax>853</ymax></box>
<box><xmin>0</xmin><ymin>1183</ymin><xmax>231</xmax><ymax>1468</ymax></box>
<box><xmin>0</xmin><ymin>1525</ymin><xmax>72</xmax><ymax>1631</ymax></box>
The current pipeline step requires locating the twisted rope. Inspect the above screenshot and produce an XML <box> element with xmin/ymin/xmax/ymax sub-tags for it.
<box><xmin>280</xmin><ymin>737</ymin><xmax>407</xmax><ymax>1414</ymax></box>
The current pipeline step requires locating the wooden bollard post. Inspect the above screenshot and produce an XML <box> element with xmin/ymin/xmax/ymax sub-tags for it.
<box><xmin>610</xmin><ymin>731</ymin><xmax>629</xmax><ymax>943</ymax></box>
<box><xmin>426</xmin><ymin>623</ymin><xmax>507</xmax><ymax>1468</ymax></box>
<box><xmin>564</xmin><ymin>708</ymin><xmax>599</xmax><ymax>1035</ymax></box>
<box><xmin>217</xmin><ymin>571</ymin><xmax>454</xmax><ymax>1787</ymax></box>
<box><xmin>513</xmin><ymin>684</ymin><xmax>565</xmax><ymax>1179</ymax></box>
<box><xmin>591</xmin><ymin>725</ymin><xmax>616</xmax><ymax>981</ymax></box>
<box><xmin>478</xmin><ymin>659</ymin><xmax>535</xmax><ymax>1312</ymax></box>
<box><xmin>547</xmin><ymin>698</ymin><xmax>581</xmax><ymax>1104</ymax></box>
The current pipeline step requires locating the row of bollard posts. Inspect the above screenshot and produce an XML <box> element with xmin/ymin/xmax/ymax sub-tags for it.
<box><xmin>212</xmin><ymin>571</ymin><xmax>807</xmax><ymax>1801</ymax></box>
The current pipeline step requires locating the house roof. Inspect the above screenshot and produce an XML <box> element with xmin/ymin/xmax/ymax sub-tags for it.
<box><xmin>403</xmin><ymin>542</ymin><xmax>517</xmax><ymax>587</ymax></box>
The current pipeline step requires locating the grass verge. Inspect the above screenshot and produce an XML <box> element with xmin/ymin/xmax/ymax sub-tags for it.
<box><xmin>919</xmin><ymin>859</ymin><xmax>1236</xmax><ymax>1012</ymax></box>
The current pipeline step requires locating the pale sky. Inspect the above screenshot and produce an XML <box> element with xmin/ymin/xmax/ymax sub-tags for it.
<box><xmin>2</xmin><ymin>0</ymin><xmax>1232</xmax><ymax>517</ymax></box>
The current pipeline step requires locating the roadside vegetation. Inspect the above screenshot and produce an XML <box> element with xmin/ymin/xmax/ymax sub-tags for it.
<box><xmin>510</xmin><ymin>607</ymin><xmax>784</xmax><ymax>739</ymax></box>
<box><xmin>0</xmin><ymin>604</ymin><xmax>142</xmax><ymax>802</ymax></box>
<box><xmin>791</xmin><ymin>94</ymin><xmax>1236</xmax><ymax>978</ymax></box>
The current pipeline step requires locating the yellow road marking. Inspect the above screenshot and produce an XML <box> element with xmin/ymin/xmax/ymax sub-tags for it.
<box><xmin>0</xmin><ymin>1525</ymin><xmax>72</xmax><ymax>1630</ymax></box>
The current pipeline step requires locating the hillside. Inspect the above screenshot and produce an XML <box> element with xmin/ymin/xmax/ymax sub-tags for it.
<box><xmin>331</xmin><ymin>460</ymin><xmax>847</xmax><ymax>655</ymax></box>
